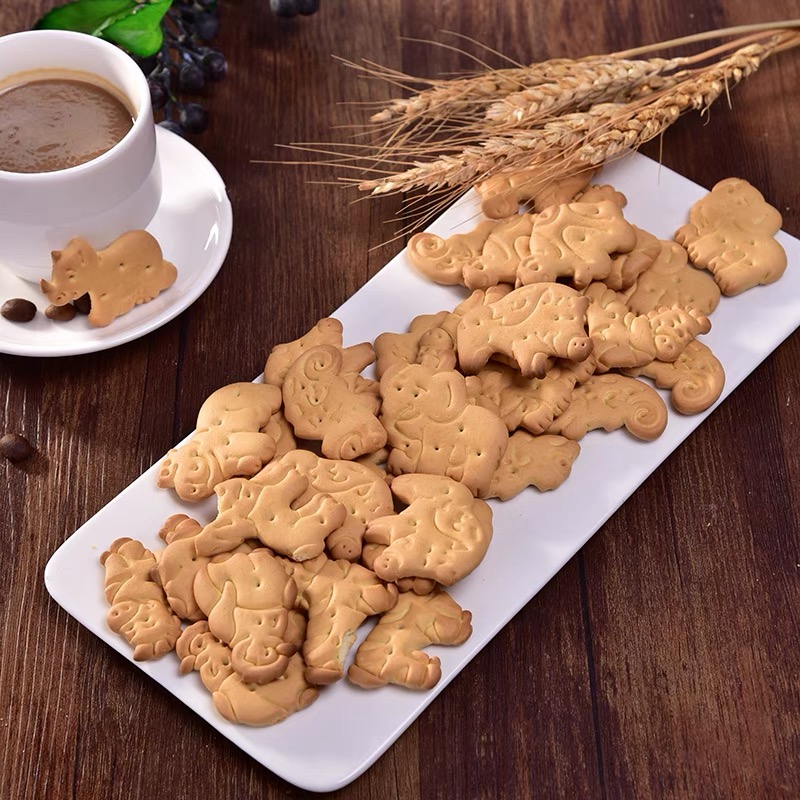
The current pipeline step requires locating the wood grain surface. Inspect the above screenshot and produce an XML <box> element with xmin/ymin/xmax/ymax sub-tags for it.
<box><xmin>1</xmin><ymin>1</ymin><xmax>799</xmax><ymax>798</ymax></box>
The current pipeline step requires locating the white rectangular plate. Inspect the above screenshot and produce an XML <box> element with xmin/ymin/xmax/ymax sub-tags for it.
<box><xmin>45</xmin><ymin>154</ymin><xmax>800</xmax><ymax>793</ymax></box>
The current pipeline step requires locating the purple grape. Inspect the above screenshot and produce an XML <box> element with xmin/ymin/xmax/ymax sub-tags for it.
<box><xmin>178</xmin><ymin>103</ymin><xmax>210</xmax><ymax>134</ymax></box>
<box><xmin>195</xmin><ymin>12</ymin><xmax>220</xmax><ymax>41</ymax></box>
<box><xmin>178</xmin><ymin>62</ymin><xmax>205</xmax><ymax>92</ymax></box>
<box><xmin>158</xmin><ymin>120</ymin><xmax>185</xmax><ymax>137</ymax></box>
<box><xmin>201</xmin><ymin>51</ymin><xmax>227</xmax><ymax>81</ymax></box>
<box><xmin>148</xmin><ymin>78</ymin><xmax>169</xmax><ymax>111</ymax></box>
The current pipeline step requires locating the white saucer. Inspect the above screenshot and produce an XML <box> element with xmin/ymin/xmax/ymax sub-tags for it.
<box><xmin>0</xmin><ymin>127</ymin><xmax>232</xmax><ymax>357</ymax></box>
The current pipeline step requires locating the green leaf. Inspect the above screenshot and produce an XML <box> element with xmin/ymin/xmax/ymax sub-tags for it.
<box><xmin>101</xmin><ymin>1</ymin><xmax>172</xmax><ymax>57</ymax></box>
<box><xmin>35</xmin><ymin>0</ymin><xmax>138</xmax><ymax>36</ymax></box>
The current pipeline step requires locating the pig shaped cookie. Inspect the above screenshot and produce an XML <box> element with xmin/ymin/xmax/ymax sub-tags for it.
<box><xmin>456</xmin><ymin>283</ymin><xmax>593</xmax><ymax>379</ymax></box>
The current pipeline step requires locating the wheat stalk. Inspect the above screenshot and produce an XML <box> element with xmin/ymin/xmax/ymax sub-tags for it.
<box><xmin>275</xmin><ymin>21</ymin><xmax>800</xmax><ymax>235</ymax></box>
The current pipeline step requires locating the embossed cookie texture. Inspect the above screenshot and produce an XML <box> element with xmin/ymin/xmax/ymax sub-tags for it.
<box><xmin>41</xmin><ymin>231</ymin><xmax>177</xmax><ymax>327</ymax></box>
<box><xmin>675</xmin><ymin>177</ymin><xmax>787</xmax><ymax>295</ymax></box>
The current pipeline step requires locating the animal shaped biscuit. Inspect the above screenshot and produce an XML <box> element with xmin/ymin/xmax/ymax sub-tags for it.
<box><xmin>278</xmin><ymin>449</ymin><xmax>394</xmax><ymax>561</ymax></box>
<box><xmin>604</xmin><ymin>226</ymin><xmax>661</xmax><ymax>291</ymax></box>
<box><xmin>456</xmin><ymin>283</ymin><xmax>593</xmax><ymax>379</ymax></box>
<box><xmin>548</xmin><ymin>374</ymin><xmax>668</xmax><ymax>441</ymax></box>
<box><xmin>41</xmin><ymin>231</ymin><xmax>177</xmax><ymax>327</ymax></box>
<box><xmin>283</xmin><ymin>344</ymin><xmax>387</xmax><ymax>460</ymax></box>
<box><xmin>379</xmin><ymin>362</ymin><xmax>509</xmax><ymax>497</ymax></box>
<box><xmin>408</xmin><ymin>214</ymin><xmax>533</xmax><ymax>289</ymax></box>
<box><xmin>194</xmin><ymin>459</ymin><xmax>346</xmax><ymax>560</ymax></box>
<box><xmin>485</xmin><ymin>432</ymin><xmax>581</xmax><ymax>500</ymax></box>
<box><xmin>280</xmin><ymin>554</ymin><xmax>399</xmax><ymax>685</ymax></box>
<box><xmin>157</xmin><ymin>382</ymin><xmax>283</xmax><ymax>502</ymax></box>
<box><xmin>516</xmin><ymin>200</ymin><xmax>637</xmax><ymax>288</ymax></box>
<box><xmin>471</xmin><ymin>357</ymin><xmax>596</xmax><ymax>434</ymax></box>
<box><xmin>374</xmin><ymin>311</ymin><xmax>451</xmax><ymax>378</ymax></box>
<box><xmin>475</xmin><ymin>162</ymin><xmax>596</xmax><ymax>218</ymax></box>
<box><xmin>177</xmin><ymin>623</ymin><xmax>318</xmax><ymax>726</ymax></box>
<box><xmin>263</xmin><ymin>317</ymin><xmax>343</xmax><ymax>387</ymax></box>
<box><xmin>622</xmin><ymin>240</ymin><xmax>721</xmax><ymax>315</ymax></box>
<box><xmin>674</xmin><ymin>177</ymin><xmax>787</xmax><ymax>295</ymax></box>
<box><xmin>584</xmin><ymin>282</ymin><xmax>711</xmax><ymax>371</ymax></box>
<box><xmin>365</xmin><ymin>474</ymin><xmax>493</xmax><ymax>584</ymax></box>
<box><xmin>348</xmin><ymin>590</ymin><xmax>472</xmax><ymax>690</ymax></box>
<box><xmin>361</xmin><ymin>543</ymin><xmax>437</xmax><ymax>596</ymax></box>
<box><xmin>576</xmin><ymin>184</ymin><xmax>627</xmax><ymax>207</ymax></box>
<box><xmin>623</xmin><ymin>340</ymin><xmax>725</xmax><ymax>415</ymax></box>
<box><xmin>261</xmin><ymin>410</ymin><xmax>297</xmax><ymax>458</ymax></box>
<box><xmin>193</xmin><ymin>549</ymin><xmax>299</xmax><ymax>684</ymax></box>
<box><xmin>101</xmin><ymin>537</ymin><xmax>182</xmax><ymax>661</ymax></box>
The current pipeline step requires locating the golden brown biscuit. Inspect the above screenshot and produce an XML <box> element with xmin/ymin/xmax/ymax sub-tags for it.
<box><xmin>263</xmin><ymin>317</ymin><xmax>343</xmax><ymax>387</ymax></box>
<box><xmin>41</xmin><ymin>231</ymin><xmax>177</xmax><ymax>327</ymax></box>
<box><xmin>348</xmin><ymin>590</ymin><xmax>472</xmax><ymax>690</ymax></box>
<box><xmin>101</xmin><ymin>537</ymin><xmax>182</xmax><ymax>661</ymax></box>
<box><xmin>675</xmin><ymin>178</ymin><xmax>787</xmax><ymax>295</ymax></box>
<box><xmin>365</xmin><ymin>474</ymin><xmax>493</xmax><ymax>585</ymax></box>
<box><xmin>604</xmin><ymin>226</ymin><xmax>661</xmax><ymax>291</ymax></box>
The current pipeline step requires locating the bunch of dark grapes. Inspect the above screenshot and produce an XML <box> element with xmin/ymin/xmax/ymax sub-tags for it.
<box><xmin>140</xmin><ymin>0</ymin><xmax>226</xmax><ymax>137</ymax></box>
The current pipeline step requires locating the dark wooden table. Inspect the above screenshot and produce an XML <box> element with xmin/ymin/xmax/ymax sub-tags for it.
<box><xmin>2</xmin><ymin>1</ymin><xmax>799</xmax><ymax>798</ymax></box>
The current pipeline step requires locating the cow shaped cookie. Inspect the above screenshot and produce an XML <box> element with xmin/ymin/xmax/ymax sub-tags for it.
<box><xmin>379</xmin><ymin>362</ymin><xmax>509</xmax><ymax>497</ymax></box>
<box><xmin>623</xmin><ymin>339</ymin><xmax>725</xmax><ymax>415</ymax></box>
<box><xmin>101</xmin><ymin>537</ymin><xmax>182</xmax><ymax>661</ymax></box>
<box><xmin>622</xmin><ymin>240</ymin><xmax>721</xmax><ymax>315</ymax></box>
<box><xmin>41</xmin><ymin>231</ymin><xmax>177</xmax><ymax>327</ymax></box>
<box><xmin>516</xmin><ymin>200</ymin><xmax>637</xmax><ymax>288</ymax></box>
<box><xmin>283</xmin><ymin>344</ymin><xmax>387</xmax><ymax>460</ymax></box>
<box><xmin>472</xmin><ymin>357</ymin><xmax>596</xmax><ymax>434</ymax></box>
<box><xmin>475</xmin><ymin>161</ymin><xmax>596</xmax><ymax>218</ymax></box>
<box><xmin>194</xmin><ymin>459</ymin><xmax>346</xmax><ymax>560</ymax></box>
<box><xmin>263</xmin><ymin>317</ymin><xmax>343</xmax><ymax>387</ymax></box>
<box><xmin>277</xmin><ymin>449</ymin><xmax>394</xmax><ymax>561</ymax></box>
<box><xmin>674</xmin><ymin>178</ymin><xmax>787</xmax><ymax>295</ymax></box>
<box><xmin>193</xmin><ymin>549</ymin><xmax>299</xmax><ymax>684</ymax></box>
<box><xmin>548</xmin><ymin>374</ymin><xmax>668</xmax><ymax>441</ymax></box>
<box><xmin>364</xmin><ymin>474</ymin><xmax>493</xmax><ymax>584</ymax></box>
<box><xmin>279</xmin><ymin>554</ymin><xmax>399</xmax><ymax>685</ymax></box>
<box><xmin>177</xmin><ymin>622</ymin><xmax>319</xmax><ymax>726</ymax></box>
<box><xmin>157</xmin><ymin>382</ymin><xmax>282</xmax><ymax>502</ymax></box>
<box><xmin>348</xmin><ymin>590</ymin><xmax>472</xmax><ymax>690</ymax></box>
<box><xmin>407</xmin><ymin>213</ymin><xmax>533</xmax><ymax>289</ymax></box>
<box><xmin>456</xmin><ymin>283</ymin><xmax>593</xmax><ymax>379</ymax></box>
<box><xmin>584</xmin><ymin>282</ymin><xmax>711</xmax><ymax>372</ymax></box>
<box><xmin>485</xmin><ymin>432</ymin><xmax>581</xmax><ymax>500</ymax></box>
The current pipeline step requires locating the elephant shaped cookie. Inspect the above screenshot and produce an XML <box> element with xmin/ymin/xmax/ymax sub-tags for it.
<box><xmin>364</xmin><ymin>474</ymin><xmax>493</xmax><ymax>584</ymax></box>
<box><xmin>283</xmin><ymin>344</ymin><xmax>387</xmax><ymax>460</ymax></box>
<box><xmin>348</xmin><ymin>590</ymin><xmax>472</xmax><ymax>690</ymax></box>
<box><xmin>280</xmin><ymin>554</ymin><xmax>399</xmax><ymax>685</ymax></box>
<box><xmin>177</xmin><ymin>622</ymin><xmax>318</xmax><ymax>726</ymax></box>
<box><xmin>379</xmin><ymin>362</ymin><xmax>509</xmax><ymax>497</ymax></box>
<box><xmin>193</xmin><ymin>549</ymin><xmax>299</xmax><ymax>684</ymax></box>
<box><xmin>456</xmin><ymin>283</ymin><xmax>593</xmax><ymax>379</ymax></box>
<box><xmin>263</xmin><ymin>317</ymin><xmax>344</xmax><ymax>387</ymax></box>
<box><xmin>101</xmin><ymin>537</ymin><xmax>182</xmax><ymax>661</ymax></box>
<box><xmin>516</xmin><ymin>200</ymin><xmax>637</xmax><ymax>288</ymax></box>
<box><xmin>157</xmin><ymin>382</ymin><xmax>283</xmax><ymax>502</ymax></box>
<box><xmin>40</xmin><ymin>231</ymin><xmax>177</xmax><ymax>327</ymax></box>
<box><xmin>674</xmin><ymin>178</ymin><xmax>787</xmax><ymax>295</ymax></box>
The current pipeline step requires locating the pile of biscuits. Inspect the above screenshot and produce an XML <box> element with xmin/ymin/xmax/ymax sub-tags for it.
<box><xmin>100</xmin><ymin>169</ymin><xmax>788</xmax><ymax>728</ymax></box>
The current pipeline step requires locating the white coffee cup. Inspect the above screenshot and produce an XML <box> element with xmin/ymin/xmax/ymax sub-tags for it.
<box><xmin>0</xmin><ymin>30</ymin><xmax>162</xmax><ymax>283</ymax></box>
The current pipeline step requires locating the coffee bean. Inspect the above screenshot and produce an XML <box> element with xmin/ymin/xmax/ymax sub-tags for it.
<box><xmin>1</xmin><ymin>298</ymin><xmax>36</xmax><ymax>322</ymax></box>
<box><xmin>72</xmin><ymin>293</ymin><xmax>92</xmax><ymax>315</ymax></box>
<box><xmin>0</xmin><ymin>433</ymin><xmax>34</xmax><ymax>462</ymax></box>
<box><xmin>45</xmin><ymin>303</ymin><xmax>77</xmax><ymax>322</ymax></box>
